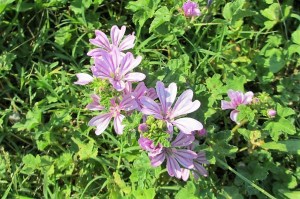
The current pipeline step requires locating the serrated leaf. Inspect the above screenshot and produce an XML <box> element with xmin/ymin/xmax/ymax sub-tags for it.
<box><xmin>55</xmin><ymin>25</ymin><xmax>72</xmax><ymax>46</ymax></box>
<box><xmin>261</xmin><ymin>140</ymin><xmax>300</xmax><ymax>154</ymax></box>
<box><xmin>149</xmin><ymin>6</ymin><xmax>171</xmax><ymax>33</ymax></box>
<box><xmin>264</xmin><ymin>118</ymin><xmax>296</xmax><ymax>141</ymax></box>
<box><xmin>276</xmin><ymin>103</ymin><xmax>295</xmax><ymax>118</ymax></box>
<box><xmin>261</xmin><ymin>3</ymin><xmax>281</xmax><ymax>21</ymax></box>
<box><xmin>132</xmin><ymin>188</ymin><xmax>155</xmax><ymax>199</ymax></box>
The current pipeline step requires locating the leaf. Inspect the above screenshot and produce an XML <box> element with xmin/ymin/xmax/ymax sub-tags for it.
<box><xmin>264</xmin><ymin>118</ymin><xmax>296</xmax><ymax>141</ymax></box>
<box><xmin>55</xmin><ymin>25</ymin><xmax>72</xmax><ymax>46</ymax></box>
<box><xmin>126</xmin><ymin>0</ymin><xmax>160</xmax><ymax>28</ymax></box>
<box><xmin>261</xmin><ymin>3</ymin><xmax>281</xmax><ymax>21</ymax></box>
<box><xmin>132</xmin><ymin>188</ymin><xmax>155</xmax><ymax>199</ymax></box>
<box><xmin>22</xmin><ymin>154</ymin><xmax>41</xmax><ymax>174</ymax></box>
<box><xmin>261</xmin><ymin>140</ymin><xmax>300</xmax><ymax>154</ymax></box>
<box><xmin>175</xmin><ymin>181</ymin><xmax>198</xmax><ymax>199</ymax></box>
<box><xmin>149</xmin><ymin>6</ymin><xmax>171</xmax><ymax>33</ymax></box>
<box><xmin>113</xmin><ymin>172</ymin><xmax>131</xmax><ymax>195</ymax></box>
<box><xmin>264</xmin><ymin>49</ymin><xmax>285</xmax><ymax>73</ymax></box>
<box><xmin>276</xmin><ymin>103</ymin><xmax>295</xmax><ymax>118</ymax></box>
<box><xmin>291</xmin><ymin>29</ymin><xmax>300</xmax><ymax>45</ymax></box>
<box><xmin>72</xmin><ymin>138</ymin><xmax>98</xmax><ymax>160</ymax></box>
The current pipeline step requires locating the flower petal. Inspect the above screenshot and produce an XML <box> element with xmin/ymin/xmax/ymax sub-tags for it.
<box><xmin>221</xmin><ymin>100</ymin><xmax>234</xmax><ymax>110</ymax></box>
<box><xmin>74</xmin><ymin>73</ymin><xmax>94</xmax><ymax>85</ymax></box>
<box><xmin>88</xmin><ymin>113</ymin><xmax>112</xmax><ymax>135</ymax></box>
<box><xmin>230</xmin><ymin>110</ymin><xmax>239</xmax><ymax>124</ymax></box>
<box><xmin>171</xmin><ymin>132</ymin><xmax>195</xmax><ymax>147</ymax></box>
<box><xmin>166</xmin><ymin>155</ymin><xmax>181</xmax><ymax>178</ymax></box>
<box><xmin>172</xmin><ymin>117</ymin><xmax>203</xmax><ymax>134</ymax></box>
<box><xmin>114</xmin><ymin>114</ymin><xmax>125</xmax><ymax>135</ymax></box>
<box><xmin>173</xmin><ymin>149</ymin><xmax>197</xmax><ymax>169</ymax></box>
<box><xmin>86</xmin><ymin>94</ymin><xmax>105</xmax><ymax>111</ymax></box>
<box><xmin>124</xmin><ymin>72</ymin><xmax>146</xmax><ymax>82</ymax></box>
<box><xmin>110</xmin><ymin>25</ymin><xmax>126</xmax><ymax>46</ymax></box>
<box><xmin>171</xmin><ymin>90</ymin><xmax>200</xmax><ymax>118</ymax></box>
<box><xmin>181</xmin><ymin>168</ymin><xmax>190</xmax><ymax>181</ymax></box>
<box><xmin>119</xmin><ymin>33</ymin><xmax>135</xmax><ymax>51</ymax></box>
<box><xmin>150</xmin><ymin>152</ymin><xmax>165</xmax><ymax>167</ymax></box>
<box><xmin>140</xmin><ymin>96</ymin><xmax>163</xmax><ymax>119</ymax></box>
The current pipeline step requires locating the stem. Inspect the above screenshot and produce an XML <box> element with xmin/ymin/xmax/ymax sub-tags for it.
<box><xmin>231</xmin><ymin>119</ymin><xmax>248</xmax><ymax>133</ymax></box>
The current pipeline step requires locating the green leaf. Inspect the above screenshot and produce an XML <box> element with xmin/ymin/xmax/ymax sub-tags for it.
<box><xmin>175</xmin><ymin>181</ymin><xmax>198</xmax><ymax>199</ymax></box>
<box><xmin>264</xmin><ymin>118</ymin><xmax>296</xmax><ymax>141</ymax></box>
<box><xmin>261</xmin><ymin>140</ymin><xmax>300</xmax><ymax>154</ymax></box>
<box><xmin>55</xmin><ymin>25</ymin><xmax>72</xmax><ymax>46</ymax></box>
<box><xmin>132</xmin><ymin>188</ymin><xmax>155</xmax><ymax>199</ymax></box>
<box><xmin>22</xmin><ymin>154</ymin><xmax>41</xmax><ymax>174</ymax></box>
<box><xmin>261</xmin><ymin>3</ymin><xmax>281</xmax><ymax>21</ymax></box>
<box><xmin>276</xmin><ymin>103</ymin><xmax>295</xmax><ymax>118</ymax></box>
<box><xmin>264</xmin><ymin>49</ymin><xmax>285</xmax><ymax>73</ymax></box>
<box><xmin>72</xmin><ymin>138</ymin><xmax>98</xmax><ymax>160</ymax></box>
<box><xmin>149</xmin><ymin>6</ymin><xmax>171</xmax><ymax>33</ymax></box>
<box><xmin>291</xmin><ymin>29</ymin><xmax>300</xmax><ymax>45</ymax></box>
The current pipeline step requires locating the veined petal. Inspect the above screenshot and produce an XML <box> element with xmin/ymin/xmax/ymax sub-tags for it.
<box><xmin>121</xmin><ymin>54</ymin><xmax>142</xmax><ymax>75</ymax></box>
<box><xmin>166</xmin><ymin>155</ymin><xmax>181</xmax><ymax>178</ymax></box>
<box><xmin>147</xmin><ymin>88</ymin><xmax>158</xmax><ymax>100</ymax></box>
<box><xmin>171</xmin><ymin>90</ymin><xmax>200</xmax><ymax>118</ymax></box>
<box><xmin>119</xmin><ymin>33</ymin><xmax>135</xmax><ymax>51</ymax></box>
<box><xmin>133</xmin><ymin>82</ymin><xmax>147</xmax><ymax>98</ymax></box>
<box><xmin>221</xmin><ymin>100</ymin><xmax>234</xmax><ymax>110</ymax></box>
<box><xmin>244</xmin><ymin>91</ymin><xmax>254</xmax><ymax>104</ymax></box>
<box><xmin>194</xmin><ymin>162</ymin><xmax>208</xmax><ymax>177</ymax></box>
<box><xmin>171</xmin><ymin>132</ymin><xmax>195</xmax><ymax>147</ymax></box>
<box><xmin>87</xmin><ymin>48</ymin><xmax>106</xmax><ymax>57</ymax></box>
<box><xmin>181</xmin><ymin>168</ymin><xmax>190</xmax><ymax>181</ymax></box>
<box><xmin>90</xmin><ymin>30</ymin><xmax>111</xmax><ymax>51</ymax></box>
<box><xmin>86</xmin><ymin>94</ymin><xmax>104</xmax><ymax>111</ymax></box>
<box><xmin>120</xmin><ymin>94</ymin><xmax>137</xmax><ymax>111</ymax></box>
<box><xmin>88</xmin><ymin>113</ymin><xmax>112</xmax><ymax>135</ymax></box>
<box><xmin>230</xmin><ymin>110</ymin><xmax>239</xmax><ymax>124</ymax></box>
<box><xmin>166</xmin><ymin>83</ymin><xmax>177</xmax><ymax>111</ymax></box>
<box><xmin>109</xmin><ymin>79</ymin><xmax>125</xmax><ymax>91</ymax></box>
<box><xmin>173</xmin><ymin>149</ymin><xmax>197</xmax><ymax>169</ymax></box>
<box><xmin>114</xmin><ymin>114</ymin><xmax>125</xmax><ymax>135</ymax></box>
<box><xmin>172</xmin><ymin>118</ymin><xmax>203</xmax><ymax>134</ymax></box>
<box><xmin>110</xmin><ymin>25</ymin><xmax>126</xmax><ymax>46</ymax></box>
<box><xmin>124</xmin><ymin>72</ymin><xmax>146</xmax><ymax>82</ymax></box>
<box><xmin>140</xmin><ymin>96</ymin><xmax>163</xmax><ymax>119</ymax></box>
<box><xmin>156</xmin><ymin>81</ymin><xmax>168</xmax><ymax>113</ymax></box>
<box><xmin>74</xmin><ymin>73</ymin><xmax>94</xmax><ymax>85</ymax></box>
<box><xmin>150</xmin><ymin>152</ymin><xmax>165</xmax><ymax>167</ymax></box>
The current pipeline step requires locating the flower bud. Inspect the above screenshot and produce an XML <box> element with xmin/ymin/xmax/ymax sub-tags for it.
<box><xmin>267</xmin><ymin>109</ymin><xmax>276</xmax><ymax>117</ymax></box>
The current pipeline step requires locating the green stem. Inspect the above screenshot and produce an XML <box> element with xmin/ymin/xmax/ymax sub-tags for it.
<box><xmin>216</xmin><ymin>158</ymin><xmax>276</xmax><ymax>199</ymax></box>
<box><xmin>231</xmin><ymin>119</ymin><xmax>248</xmax><ymax>133</ymax></box>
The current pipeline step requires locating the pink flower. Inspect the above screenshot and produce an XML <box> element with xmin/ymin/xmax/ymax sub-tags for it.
<box><xmin>140</xmin><ymin>81</ymin><xmax>203</xmax><ymax>134</ymax></box>
<box><xmin>267</xmin><ymin>109</ymin><xmax>276</xmax><ymax>117</ymax></box>
<box><xmin>221</xmin><ymin>89</ymin><xmax>254</xmax><ymax>123</ymax></box>
<box><xmin>74</xmin><ymin>73</ymin><xmax>94</xmax><ymax>85</ymax></box>
<box><xmin>88</xmin><ymin>95</ymin><xmax>137</xmax><ymax>135</ymax></box>
<box><xmin>86</xmin><ymin>94</ymin><xmax>105</xmax><ymax>111</ymax></box>
<box><xmin>138</xmin><ymin>136</ymin><xmax>163</xmax><ymax>156</ymax></box>
<box><xmin>150</xmin><ymin>133</ymin><xmax>197</xmax><ymax>179</ymax></box>
<box><xmin>87</xmin><ymin>25</ymin><xmax>135</xmax><ymax>58</ymax></box>
<box><xmin>182</xmin><ymin>0</ymin><xmax>201</xmax><ymax>17</ymax></box>
<box><xmin>91</xmin><ymin>48</ymin><xmax>145</xmax><ymax>91</ymax></box>
<box><xmin>123</xmin><ymin>82</ymin><xmax>157</xmax><ymax>111</ymax></box>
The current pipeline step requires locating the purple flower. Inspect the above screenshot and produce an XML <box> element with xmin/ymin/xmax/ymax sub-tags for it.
<box><xmin>267</xmin><ymin>109</ymin><xmax>276</xmax><ymax>117</ymax></box>
<box><xmin>182</xmin><ymin>0</ymin><xmax>201</xmax><ymax>17</ymax></box>
<box><xmin>138</xmin><ymin>123</ymin><xmax>148</xmax><ymax>132</ymax></box>
<box><xmin>150</xmin><ymin>133</ymin><xmax>197</xmax><ymax>179</ymax></box>
<box><xmin>124</xmin><ymin>82</ymin><xmax>157</xmax><ymax>111</ymax></box>
<box><xmin>88</xmin><ymin>95</ymin><xmax>137</xmax><ymax>135</ymax></box>
<box><xmin>221</xmin><ymin>89</ymin><xmax>254</xmax><ymax>123</ymax></box>
<box><xmin>140</xmin><ymin>81</ymin><xmax>203</xmax><ymax>134</ymax></box>
<box><xmin>193</xmin><ymin>151</ymin><xmax>209</xmax><ymax>179</ymax></box>
<box><xmin>138</xmin><ymin>136</ymin><xmax>163</xmax><ymax>156</ymax></box>
<box><xmin>74</xmin><ymin>73</ymin><xmax>94</xmax><ymax>85</ymax></box>
<box><xmin>91</xmin><ymin>48</ymin><xmax>145</xmax><ymax>91</ymax></box>
<box><xmin>87</xmin><ymin>25</ymin><xmax>135</xmax><ymax>58</ymax></box>
<box><xmin>86</xmin><ymin>94</ymin><xmax>105</xmax><ymax>111</ymax></box>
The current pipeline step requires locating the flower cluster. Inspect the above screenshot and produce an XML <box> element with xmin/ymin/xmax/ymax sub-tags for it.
<box><xmin>75</xmin><ymin>25</ymin><xmax>208</xmax><ymax>181</ymax></box>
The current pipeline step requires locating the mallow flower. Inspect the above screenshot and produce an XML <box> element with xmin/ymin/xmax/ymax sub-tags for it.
<box><xmin>140</xmin><ymin>81</ymin><xmax>203</xmax><ymax>134</ymax></box>
<box><xmin>182</xmin><ymin>0</ymin><xmax>201</xmax><ymax>17</ymax></box>
<box><xmin>221</xmin><ymin>89</ymin><xmax>254</xmax><ymax>123</ymax></box>
<box><xmin>88</xmin><ymin>25</ymin><xmax>135</xmax><ymax>58</ymax></box>
<box><xmin>149</xmin><ymin>132</ymin><xmax>197</xmax><ymax>179</ymax></box>
<box><xmin>123</xmin><ymin>82</ymin><xmax>157</xmax><ymax>111</ymax></box>
<box><xmin>91</xmin><ymin>48</ymin><xmax>145</xmax><ymax>91</ymax></box>
<box><xmin>88</xmin><ymin>95</ymin><xmax>137</xmax><ymax>135</ymax></box>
